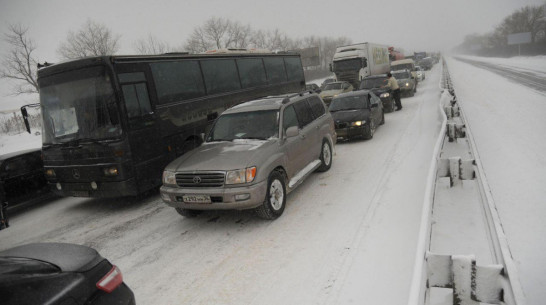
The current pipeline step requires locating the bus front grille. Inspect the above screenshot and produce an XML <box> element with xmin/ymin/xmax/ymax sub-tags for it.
<box><xmin>176</xmin><ymin>172</ymin><xmax>225</xmax><ymax>187</ymax></box>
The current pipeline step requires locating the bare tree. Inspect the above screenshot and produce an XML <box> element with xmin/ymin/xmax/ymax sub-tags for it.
<box><xmin>491</xmin><ymin>4</ymin><xmax>545</xmax><ymax>45</ymax></box>
<box><xmin>250</xmin><ymin>29</ymin><xmax>293</xmax><ymax>51</ymax></box>
<box><xmin>0</xmin><ymin>24</ymin><xmax>39</xmax><ymax>95</ymax></box>
<box><xmin>134</xmin><ymin>34</ymin><xmax>172</xmax><ymax>55</ymax></box>
<box><xmin>184</xmin><ymin>17</ymin><xmax>253</xmax><ymax>53</ymax></box>
<box><xmin>58</xmin><ymin>19</ymin><xmax>121</xmax><ymax>59</ymax></box>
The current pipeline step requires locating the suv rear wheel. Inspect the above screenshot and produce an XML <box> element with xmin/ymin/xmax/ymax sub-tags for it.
<box><xmin>317</xmin><ymin>140</ymin><xmax>332</xmax><ymax>172</ymax></box>
<box><xmin>255</xmin><ymin>171</ymin><xmax>286</xmax><ymax>220</ymax></box>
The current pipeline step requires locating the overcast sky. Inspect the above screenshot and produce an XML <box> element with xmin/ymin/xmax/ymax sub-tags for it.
<box><xmin>1</xmin><ymin>0</ymin><xmax>544</xmax><ymax>111</ymax></box>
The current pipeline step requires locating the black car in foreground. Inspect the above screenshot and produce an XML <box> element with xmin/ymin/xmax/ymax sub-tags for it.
<box><xmin>329</xmin><ymin>90</ymin><xmax>385</xmax><ymax>140</ymax></box>
<box><xmin>0</xmin><ymin>243</ymin><xmax>135</xmax><ymax>305</ymax></box>
<box><xmin>359</xmin><ymin>75</ymin><xmax>396</xmax><ymax>112</ymax></box>
<box><xmin>0</xmin><ymin>148</ymin><xmax>50</xmax><ymax>207</ymax></box>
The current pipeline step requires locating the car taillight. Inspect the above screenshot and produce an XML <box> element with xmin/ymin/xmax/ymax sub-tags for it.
<box><xmin>96</xmin><ymin>265</ymin><xmax>123</xmax><ymax>293</ymax></box>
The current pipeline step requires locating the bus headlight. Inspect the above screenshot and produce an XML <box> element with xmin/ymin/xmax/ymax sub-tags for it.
<box><xmin>163</xmin><ymin>171</ymin><xmax>177</xmax><ymax>185</ymax></box>
<box><xmin>102</xmin><ymin>166</ymin><xmax>119</xmax><ymax>176</ymax></box>
<box><xmin>226</xmin><ymin>167</ymin><xmax>257</xmax><ymax>184</ymax></box>
<box><xmin>380</xmin><ymin>93</ymin><xmax>390</xmax><ymax>98</ymax></box>
<box><xmin>45</xmin><ymin>169</ymin><xmax>56</xmax><ymax>177</ymax></box>
<box><xmin>405</xmin><ymin>82</ymin><xmax>410</xmax><ymax>87</ymax></box>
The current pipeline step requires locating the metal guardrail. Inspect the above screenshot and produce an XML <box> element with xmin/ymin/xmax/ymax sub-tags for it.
<box><xmin>408</xmin><ymin>58</ymin><xmax>526</xmax><ymax>305</ymax></box>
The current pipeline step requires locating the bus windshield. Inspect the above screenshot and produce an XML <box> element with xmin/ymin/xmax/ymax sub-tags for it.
<box><xmin>40</xmin><ymin>66</ymin><xmax>122</xmax><ymax>144</ymax></box>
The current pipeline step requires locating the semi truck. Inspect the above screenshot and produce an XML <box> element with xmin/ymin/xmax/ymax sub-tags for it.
<box><xmin>330</xmin><ymin>43</ymin><xmax>390</xmax><ymax>89</ymax></box>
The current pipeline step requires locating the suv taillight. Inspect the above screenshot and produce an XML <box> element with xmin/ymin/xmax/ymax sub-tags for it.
<box><xmin>96</xmin><ymin>265</ymin><xmax>123</xmax><ymax>293</ymax></box>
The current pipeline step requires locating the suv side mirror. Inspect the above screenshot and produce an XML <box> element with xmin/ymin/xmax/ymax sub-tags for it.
<box><xmin>285</xmin><ymin>126</ymin><xmax>299</xmax><ymax>138</ymax></box>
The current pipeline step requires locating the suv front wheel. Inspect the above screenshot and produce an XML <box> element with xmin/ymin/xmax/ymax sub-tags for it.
<box><xmin>255</xmin><ymin>171</ymin><xmax>286</xmax><ymax>220</ymax></box>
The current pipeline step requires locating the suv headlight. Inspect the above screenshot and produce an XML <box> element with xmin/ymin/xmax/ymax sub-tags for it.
<box><xmin>380</xmin><ymin>93</ymin><xmax>390</xmax><ymax>98</ymax></box>
<box><xmin>163</xmin><ymin>171</ymin><xmax>177</xmax><ymax>185</ymax></box>
<box><xmin>351</xmin><ymin>121</ymin><xmax>364</xmax><ymax>127</ymax></box>
<box><xmin>226</xmin><ymin>167</ymin><xmax>257</xmax><ymax>185</ymax></box>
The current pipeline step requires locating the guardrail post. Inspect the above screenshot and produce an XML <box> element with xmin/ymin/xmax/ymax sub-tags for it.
<box><xmin>461</xmin><ymin>160</ymin><xmax>475</xmax><ymax>180</ymax></box>
<box><xmin>427</xmin><ymin>253</ymin><xmax>505</xmax><ymax>304</ymax></box>
<box><xmin>452</xmin><ymin>255</ymin><xmax>479</xmax><ymax>305</ymax></box>
<box><xmin>449</xmin><ymin>157</ymin><xmax>461</xmax><ymax>183</ymax></box>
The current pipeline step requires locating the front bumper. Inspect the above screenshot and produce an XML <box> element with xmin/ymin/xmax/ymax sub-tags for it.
<box><xmin>335</xmin><ymin>125</ymin><xmax>366</xmax><ymax>139</ymax></box>
<box><xmin>49</xmin><ymin>178</ymin><xmax>138</xmax><ymax>198</ymax></box>
<box><xmin>160</xmin><ymin>179</ymin><xmax>268</xmax><ymax>210</ymax></box>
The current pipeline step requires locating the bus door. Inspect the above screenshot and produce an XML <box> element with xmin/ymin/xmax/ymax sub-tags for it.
<box><xmin>117</xmin><ymin>70</ymin><xmax>165</xmax><ymax>193</ymax></box>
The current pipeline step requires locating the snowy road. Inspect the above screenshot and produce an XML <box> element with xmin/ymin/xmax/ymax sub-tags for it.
<box><xmin>453</xmin><ymin>57</ymin><xmax>546</xmax><ymax>92</ymax></box>
<box><xmin>446</xmin><ymin>56</ymin><xmax>546</xmax><ymax>305</ymax></box>
<box><xmin>0</xmin><ymin>68</ymin><xmax>443</xmax><ymax>303</ymax></box>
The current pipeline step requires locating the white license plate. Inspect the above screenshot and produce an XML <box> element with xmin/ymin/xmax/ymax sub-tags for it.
<box><xmin>182</xmin><ymin>195</ymin><xmax>211</xmax><ymax>204</ymax></box>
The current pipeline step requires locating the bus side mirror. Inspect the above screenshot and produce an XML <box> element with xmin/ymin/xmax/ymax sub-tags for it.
<box><xmin>329</xmin><ymin>63</ymin><xmax>333</xmax><ymax>72</ymax></box>
<box><xmin>20</xmin><ymin>107</ymin><xmax>31</xmax><ymax>134</ymax></box>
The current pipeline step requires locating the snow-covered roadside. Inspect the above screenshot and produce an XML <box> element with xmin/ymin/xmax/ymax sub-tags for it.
<box><xmin>455</xmin><ymin>54</ymin><xmax>546</xmax><ymax>77</ymax></box>
<box><xmin>0</xmin><ymin>132</ymin><xmax>42</xmax><ymax>155</ymax></box>
<box><xmin>446</xmin><ymin>56</ymin><xmax>546</xmax><ymax>305</ymax></box>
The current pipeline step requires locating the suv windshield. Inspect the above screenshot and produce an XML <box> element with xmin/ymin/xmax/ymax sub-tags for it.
<box><xmin>393</xmin><ymin>71</ymin><xmax>410</xmax><ymax>79</ymax></box>
<box><xmin>329</xmin><ymin>95</ymin><xmax>368</xmax><ymax>111</ymax></box>
<box><xmin>208</xmin><ymin>110</ymin><xmax>279</xmax><ymax>141</ymax></box>
<box><xmin>324</xmin><ymin>83</ymin><xmax>343</xmax><ymax>90</ymax></box>
<box><xmin>391</xmin><ymin>63</ymin><xmax>413</xmax><ymax>71</ymax></box>
<box><xmin>360</xmin><ymin>78</ymin><xmax>388</xmax><ymax>89</ymax></box>
<box><xmin>40</xmin><ymin>66</ymin><xmax>121</xmax><ymax>144</ymax></box>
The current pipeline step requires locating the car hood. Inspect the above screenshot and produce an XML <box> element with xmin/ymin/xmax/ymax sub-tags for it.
<box><xmin>0</xmin><ymin>243</ymin><xmax>103</xmax><ymax>272</ymax></box>
<box><xmin>369</xmin><ymin>88</ymin><xmax>390</xmax><ymax>95</ymax></box>
<box><xmin>166</xmin><ymin>139</ymin><xmax>277</xmax><ymax>172</ymax></box>
<box><xmin>330</xmin><ymin>109</ymin><xmax>370</xmax><ymax>123</ymax></box>
<box><xmin>320</xmin><ymin>89</ymin><xmax>344</xmax><ymax>97</ymax></box>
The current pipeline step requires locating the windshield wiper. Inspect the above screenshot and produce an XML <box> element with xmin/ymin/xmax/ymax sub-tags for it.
<box><xmin>78</xmin><ymin>137</ymin><xmax>109</xmax><ymax>146</ymax></box>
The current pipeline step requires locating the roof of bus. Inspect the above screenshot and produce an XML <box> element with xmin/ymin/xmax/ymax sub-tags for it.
<box><xmin>37</xmin><ymin>53</ymin><xmax>301</xmax><ymax>78</ymax></box>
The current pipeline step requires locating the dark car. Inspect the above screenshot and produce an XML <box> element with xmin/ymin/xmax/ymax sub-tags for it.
<box><xmin>1</xmin><ymin>148</ymin><xmax>52</xmax><ymax>228</ymax></box>
<box><xmin>329</xmin><ymin>90</ymin><xmax>385</xmax><ymax>140</ymax></box>
<box><xmin>0</xmin><ymin>243</ymin><xmax>136</xmax><ymax>305</ymax></box>
<box><xmin>320</xmin><ymin>77</ymin><xmax>335</xmax><ymax>89</ymax></box>
<box><xmin>305</xmin><ymin>83</ymin><xmax>321</xmax><ymax>93</ymax></box>
<box><xmin>418</xmin><ymin>57</ymin><xmax>433</xmax><ymax>70</ymax></box>
<box><xmin>359</xmin><ymin>75</ymin><xmax>396</xmax><ymax>112</ymax></box>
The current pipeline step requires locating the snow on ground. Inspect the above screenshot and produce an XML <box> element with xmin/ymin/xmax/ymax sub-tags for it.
<box><xmin>0</xmin><ymin>132</ymin><xmax>42</xmax><ymax>155</ymax></box>
<box><xmin>446</xmin><ymin>56</ymin><xmax>546</xmax><ymax>305</ymax></box>
<box><xmin>0</xmin><ymin>68</ymin><xmax>443</xmax><ymax>304</ymax></box>
<box><xmin>456</xmin><ymin>54</ymin><xmax>546</xmax><ymax>77</ymax></box>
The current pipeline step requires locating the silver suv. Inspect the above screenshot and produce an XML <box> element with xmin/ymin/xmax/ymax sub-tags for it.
<box><xmin>160</xmin><ymin>92</ymin><xmax>336</xmax><ymax>220</ymax></box>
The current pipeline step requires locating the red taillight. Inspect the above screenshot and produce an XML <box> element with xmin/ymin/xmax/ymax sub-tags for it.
<box><xmin>96</xmin><ymin>265</ymin><xmax>123</xmax><ymax>293</ymax></box>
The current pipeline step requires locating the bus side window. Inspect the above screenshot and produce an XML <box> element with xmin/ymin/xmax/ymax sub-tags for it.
<box><xmin>122</xmin><ymin>83</ymin><xmax>152</xmax><ymax>119</ymax></box>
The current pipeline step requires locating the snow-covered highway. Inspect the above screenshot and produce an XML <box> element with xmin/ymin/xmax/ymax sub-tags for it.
<box><xmin>1</xmin><ymin>56</ymin><xmax>544</xmax><ymax>305</ymax></box>
<box><xmin>1</xmin><ymin>66</ymin><xmax>444</xmax><ymax>304</ymax></box>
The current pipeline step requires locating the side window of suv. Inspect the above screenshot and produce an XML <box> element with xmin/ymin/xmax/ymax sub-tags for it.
<box><xmin>293</xmin><ymin>100</ymin><xmax>314</xmax><ymax>128</ymax></box>
<box><xmin>282</xmin><ymin>105</ymin><xmax>299</xmax><ymax>133</ymax></box>
<box><xmin>307</xmin><ymin>96</ymin><xmax>325</xmax><ymax>119</ymax></box>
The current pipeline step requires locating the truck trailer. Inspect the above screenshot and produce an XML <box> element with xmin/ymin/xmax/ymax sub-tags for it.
<box><xmin>330</xmin><ymin>43</ymin><xmax>390</xmax><ymax>89</ymax></box>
